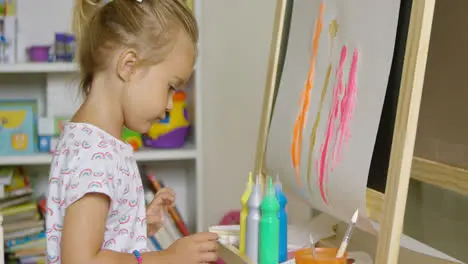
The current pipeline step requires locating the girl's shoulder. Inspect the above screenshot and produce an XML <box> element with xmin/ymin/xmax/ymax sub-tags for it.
<box><xmin>48</xmin><ymin>123</ymin><xmax>138</xmax><ymax>207</ymax></box>
<box><xmin>52</xmin><ymin>122</ymin><xmax>134</xmax><ymax>170</ymax></box>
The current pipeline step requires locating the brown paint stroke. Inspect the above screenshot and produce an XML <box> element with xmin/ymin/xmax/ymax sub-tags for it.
<box><xmin>306</xmin><ymin>19</ymin><xmax>339</xmax><ymax>193</ymax></box>
<box><xmin>306</xmin><ymin>63</ymin><xmax>333</xmax><ymax>192</ymax></box>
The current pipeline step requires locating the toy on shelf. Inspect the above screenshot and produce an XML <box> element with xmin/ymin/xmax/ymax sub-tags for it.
<box><xmin>54</xmin><ymin>117</ymin><xmax>69</xmax><ymax>136</ymax></box>
<box><xmin>37</xmin><ymin>117</ymin><xmax>55</xmax><ymax>153</ymax></box>
<box><xmin>54</xmin><ymin>32</ymin><xmax>75</xmax><ymax>62</ymax></box>
<box><xmin>122</xmin><ymin>127</ymin><xmax>142</xmax><ymax>151</ymax></box>
<box><xmin>0</xmin><ymin>0</ymin><xmax>16</xmax><ymax>64</ymax></box>
<box><xmin>4</xmin><ymin>167</ymin><xmax>31</xmax><ymax>194</ymax></box>
<box><xmin>25</xmin><ymin>32</ymin><xmax>76</xmax><ymax>63</ymax></box>
<box><xmin>0</xmin><ymin>105</ymin><xmax>35</xmax><ymax>156</ymax></box>
<box><xmin>0</xmin><ymin>18</ymin><xmax>9</xmax><ymax>63</ymax></box>
<box><xmin>28</xmin><ymin>46</ymin><xmax>50</xmax><ymax>62</ymax></box>
<box><xmin>144</xmin><ymin>91</ymin><xmax>190</xmax><ymax>149</ymax></box>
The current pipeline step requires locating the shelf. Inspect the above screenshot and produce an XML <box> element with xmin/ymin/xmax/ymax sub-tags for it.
<box><xmin>0</xmin><ymin>142</ymin><xmax>197</xmax><ymax>166</ymax></box>
<box><xmin>134</xmin><ymin>142</ymin><xmax>197</xmax><ymax>162</ymax></box>
<box><xmin>0</xmin><ymin>62</ymin><xmax>77</xmax><ymax>73</ymax></box>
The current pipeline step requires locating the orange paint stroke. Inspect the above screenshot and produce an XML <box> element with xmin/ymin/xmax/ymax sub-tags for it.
<box><xmin>291</xmin><ymin>2</ymin><xmax>325</xmax><ymax>188</ymax></box>
<box><xmin>316</xmin><ymin>45</ymin><xmax>347</xmax><ymax>205</ymax></box>
<box><xmin>332</xmin><ymin>49</ymin><xmax>359</xmax><ymax>168</ymax></box>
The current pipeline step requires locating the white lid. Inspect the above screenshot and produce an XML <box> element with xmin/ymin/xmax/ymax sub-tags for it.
<box><xmin>38</xmin><ymin>117</ymin><xmax>55</xmax><ymax>135</ymax></box>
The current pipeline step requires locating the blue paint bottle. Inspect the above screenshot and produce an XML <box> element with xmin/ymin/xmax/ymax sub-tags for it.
<box><xmin>275</xmin><ymin>174</ymin><xmax>288</xmax><ymax>263</ymax></box>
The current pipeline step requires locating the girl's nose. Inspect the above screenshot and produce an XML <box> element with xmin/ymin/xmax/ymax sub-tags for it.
<box><xmin>166</xmin><ymin>100</ymin><xmax>174</xmax><ymax>111</ymax></box>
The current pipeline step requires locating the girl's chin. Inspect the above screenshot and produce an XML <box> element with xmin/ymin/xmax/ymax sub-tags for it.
<box><xmin>149</xmin><ymin>119</ymin><xmax>160</xmax><ymax>125</ymax></box>
<box><xmin>144</xmin><ymin>119</ymin><xmax>160</xmax><ymax>130</ymax></box>
<box><xmin>128</xmin><ymin>122</ymin><xmax>152</xmax><ymax>134</ymax></box>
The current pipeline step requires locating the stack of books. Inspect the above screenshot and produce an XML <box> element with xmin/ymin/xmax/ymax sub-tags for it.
<box><xmin>144</xmin><ymin>171</ymin><xmax>190</xmax><ymax>251</ymax></box>
<box><xmin>0</xmin><ymin>167</ymin><xmax>46</xmax><ymax>264</ymax></box>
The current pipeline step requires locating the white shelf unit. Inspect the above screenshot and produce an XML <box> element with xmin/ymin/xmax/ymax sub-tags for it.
<box><xmin>0</xmin><ymin>62</ymin><xmax>77</xmax><ymax>73</ymax></box>
<box><xmin>0</xmin><ymin>143</ymin><xmax>197</xmax><ymax>166</ymax></box>
<box><xmin>0</xmin><ymin>0</ymin><xmax>203</xmax><ymax>234</ymax></box>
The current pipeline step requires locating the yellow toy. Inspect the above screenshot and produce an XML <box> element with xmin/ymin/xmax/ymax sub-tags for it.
<box><xmin>144</xmin><ymin>91</ymin><xmax>190</xmax><ymax>148</ymax></box>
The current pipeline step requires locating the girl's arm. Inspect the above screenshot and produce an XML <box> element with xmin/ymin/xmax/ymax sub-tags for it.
<box><xmin>61</xmin><ymin>193</ymin><xmax>168</xmax><ymax>264</ymax></box>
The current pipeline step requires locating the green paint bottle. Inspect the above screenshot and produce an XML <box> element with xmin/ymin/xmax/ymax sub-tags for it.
<box><xmin>259</xmin><ymin>176</ymin><xmax>280</xmax><ymax>264</ymax></box>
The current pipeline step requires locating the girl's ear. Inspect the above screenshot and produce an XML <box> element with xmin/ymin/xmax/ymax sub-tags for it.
<box><xmin>116</xmin><ymin>49</ymin><xmax>138</xmax><ymax>82</ymax></box>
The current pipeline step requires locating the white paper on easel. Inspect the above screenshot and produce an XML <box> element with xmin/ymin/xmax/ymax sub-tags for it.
<box><xmin>266</xmin><ymin>0</ymin><xmax>400</xmax><ymax>234</ymax></box>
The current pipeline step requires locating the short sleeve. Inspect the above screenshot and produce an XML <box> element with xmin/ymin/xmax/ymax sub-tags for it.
<box><xmin>64</xmin><ymin>150</ymin><xmax>117</xmax><ymax>208</ymax></box>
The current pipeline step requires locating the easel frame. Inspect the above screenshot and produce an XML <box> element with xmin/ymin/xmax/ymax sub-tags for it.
<box><xmin>374</xmin><ymin>0</ymin><xmax>435</xmax><ymax>262</ymax></box>
<box><xmin>253</xmin><ymin>0</ymin><xmax>436</xmax><ymax>263</ymax></box>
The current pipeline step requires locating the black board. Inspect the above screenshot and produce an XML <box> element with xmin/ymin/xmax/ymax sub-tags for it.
<box><xmin>270</xmin><ymin>0</ymin><xmax>414</xmax><ymax>193</ymax></box>
<box><xmin>367</xmin><ymin>0</ymin><xmax>413</xmax><ymax>193</ymax></box>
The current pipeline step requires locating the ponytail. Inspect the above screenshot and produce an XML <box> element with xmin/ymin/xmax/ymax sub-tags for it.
<box><xmin>72</xmin><ymin>0</ymin><xmax>104</xmax><ymax>95</ymax></box>
<box><xmin>72</xmin><ymin>0</ymin><xmax>103</xmax><ymax>43</ymax></box>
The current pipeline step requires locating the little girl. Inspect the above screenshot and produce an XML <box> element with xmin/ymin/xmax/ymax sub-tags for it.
<box><xmin>46</xmin><ymin>0</ymin><xmax>219</xmax><ymax>263</ymax></box>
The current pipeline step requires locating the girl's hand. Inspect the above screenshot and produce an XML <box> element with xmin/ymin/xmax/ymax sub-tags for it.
<box><xmin>165</xmin><ymin>232</ymin><xmax>219</xmax><ymax>264</ymax></box>
<box><xmin>146</xmin><ymin>188</ymin><xmax>175</xmax><ymax>236</ymax></box>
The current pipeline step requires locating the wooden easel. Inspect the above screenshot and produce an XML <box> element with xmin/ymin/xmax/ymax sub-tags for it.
<box><xmin>251</xmin><ymin>0</ymin><xmax>437</xmax><ymax>263</ymax></box>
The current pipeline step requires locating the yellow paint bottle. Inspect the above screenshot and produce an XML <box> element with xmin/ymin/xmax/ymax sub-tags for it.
<box><xmin>239</xmin><ymin>172</ymin><xmax>254</xmax><ymax>255</ymax></box>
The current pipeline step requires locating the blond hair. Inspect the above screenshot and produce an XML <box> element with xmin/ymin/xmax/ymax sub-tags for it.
<box><xmin>72</xmin><ymin>0</ymin><xmax>198</xmax><ymax>95</ymax></box>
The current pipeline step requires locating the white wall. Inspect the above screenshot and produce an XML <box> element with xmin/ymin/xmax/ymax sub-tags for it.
<box><xmin>15</xmin><ymin>0</ymin><xmax>73</xmax><ymax>63</ymax></box>
<box><xmin>198</xmin><ymin>0</ymin><xmax>312</xmax><ymax>229</ymax></box>
<box><xmin>198</xmin><ymin>0</ymin><xmax>274</xmax><ymax>227</ymax></box>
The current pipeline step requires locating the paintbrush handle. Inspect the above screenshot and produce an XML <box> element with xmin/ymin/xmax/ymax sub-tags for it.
<box><xmin>336</xmin><ymin>241</ymin><xmax>348</xmax><ymax>258</ymax></box>
<box><xmin>336</xmin><ymin>222</ymin><xmax>355</xmax><ymax>258</ymax></box>
<box><xmin>343</xmin><ymin>223</ymin><xmax>355</xmax><ymax>241</ymax></box>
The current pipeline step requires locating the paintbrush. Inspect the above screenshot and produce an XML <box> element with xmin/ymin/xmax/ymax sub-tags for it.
<box><xmin>336</xmin><ymin>209</ymin><xmax>359</xmax><ymax>258</ymax></box>
<box><xmin>309</xmin><ymin>232</ymin><xmax>317</xmax><ymax>258</ymax></box>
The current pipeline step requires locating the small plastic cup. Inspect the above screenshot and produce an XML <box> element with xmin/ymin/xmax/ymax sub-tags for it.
<box><xmin>294</xmin><ymin>247</ymin><xmax>348</xmax><ymax>264</ymax></box>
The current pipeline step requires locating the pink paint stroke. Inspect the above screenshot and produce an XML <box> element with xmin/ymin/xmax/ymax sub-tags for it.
<box><xmin>329</xmin><ymin>50</ymin><xmax>348</xmax><ymax>172</ymax></box>
<box><xmin>316</xmin><ymin>45</ymin><xmax>347</xmax><ymax>205</ymax></box>
<box><xmin>332</xmin><ymin>49</ymin><xmax>359</xmax><ymax>169</ymax></box>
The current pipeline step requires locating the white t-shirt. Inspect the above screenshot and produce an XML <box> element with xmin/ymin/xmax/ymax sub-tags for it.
<box><xmin>46</xmin><ymin>123</ymin><xmax>148</xmax><ymax>264</ymax></box>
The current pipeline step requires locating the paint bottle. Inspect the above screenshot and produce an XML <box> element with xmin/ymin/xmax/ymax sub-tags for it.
<box><xmin>239</xmin><ymin>172</ymin><xmax>254</xmax><ymax>255</ymax></box>
<box><xmin>65</xmin><ymin>34</ymin><xmax>76</xmax><ymax>62</ymax></box>
<box><xmin>259</xmin><ymin>176</ymin><xmax>280</xmax><ymax>264</ymax></box>
<box><xmin>245</xmin><ymin>175</ymin><xmax>262</xmax><ymax>263</ymax></box>
<box><xmin>54</xmin><ymin>33</ymin><xmax>67</xmax><ymax>62</ymax></box>
<box><xmin>275</xmin><ymin>174</ymin><xmax>288</xmax><ymax>263</ymax></box>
